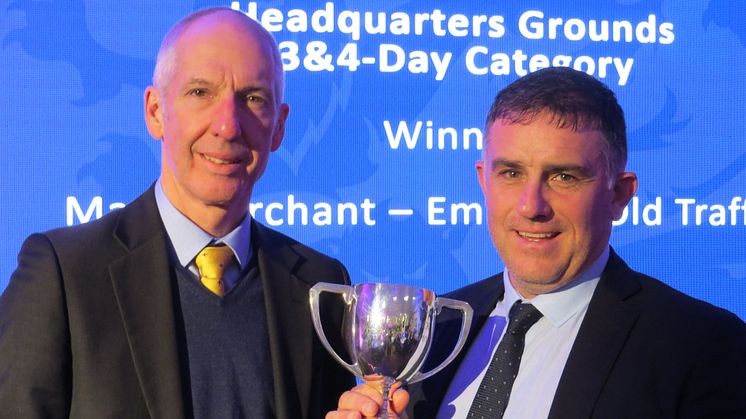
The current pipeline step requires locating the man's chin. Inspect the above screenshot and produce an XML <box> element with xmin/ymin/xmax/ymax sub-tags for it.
<box><xmin>198</xmin><ymin>185</ymin><xmax>250</xmax><ymax>207</ymax></box>
<box><xmin>510</xmin><ymin>273</ymin><xmax>561</xmax><ymax>286</ymax></box>
<box><xmin>507</xmin><ymin>268</ymin><xmax>566</xmax><ymax>294</ymax></box>
<box><xmin>203</xmin><ymin>196</ymin><xmax>242</xmax><ymax>209</ymax></box>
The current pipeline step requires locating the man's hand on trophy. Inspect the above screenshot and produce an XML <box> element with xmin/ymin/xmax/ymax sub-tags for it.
<box><xmin>326</xmin><ymin>375</ymin><xmax>410</xmax><ymax>419</ymax></box>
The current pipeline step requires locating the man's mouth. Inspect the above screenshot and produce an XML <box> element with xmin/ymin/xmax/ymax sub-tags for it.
<box><xmin>200</xmin><ymin>153</ymin><xmax>241</xmax><ymax>165</ymax></box>
<box><xmin>517</xmin><ymin>231</ymin><xmax>559</xmax><ymax>239</ymax></box>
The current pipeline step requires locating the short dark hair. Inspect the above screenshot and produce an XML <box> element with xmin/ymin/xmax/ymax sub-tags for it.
<box><xmin>485</xmin><ymin>67</ymin><xmax>627</xmax><ymax>178</ymax></box>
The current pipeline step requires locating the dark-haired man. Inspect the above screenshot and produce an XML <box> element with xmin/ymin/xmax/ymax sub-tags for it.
<box><xmin>328</xmin><ymin>67</ymin><xmax>746</xmax><ymax>418</ymax></box>
<box><xmin>0</xmin><ymin>8</ymin><xmax>353</xmax><ymax>418</ymax></box>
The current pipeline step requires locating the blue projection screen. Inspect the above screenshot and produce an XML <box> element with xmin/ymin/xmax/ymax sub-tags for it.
<box><xmin>1</xmin><ymin>0</ymin><xmax>745</xmax><ymax>320</ymax></box>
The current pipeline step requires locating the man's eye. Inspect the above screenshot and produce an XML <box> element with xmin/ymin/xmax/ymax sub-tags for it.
<box><xmin>554</xmin><ymin>173</ymin><xmax>577</xmax><ymax>183</ymax></box>
<box><xmin>501</xmin><ymin>170</ymin><xmax>520</xmax><ymax>179</ymax></box>
<box><xmin>188</xmin><ymin>88</ymin><xmax>208</xmax><ymax>97</ymax></box>
<box><xmin>246</xmin><ymin>94</ymin><xmax>267</xmax><ymax>104</ymax></box>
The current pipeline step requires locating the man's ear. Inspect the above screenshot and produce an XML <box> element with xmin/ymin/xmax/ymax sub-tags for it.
<box><xmin>476</xmin><ymin>159</ymin><xmax>487</xmax><ymax>198</ymax></box>
<box><xmin>271</xmin><ymin>103</ymin><xmax>290</xmax><ymax>152</ymax></box>
<box><xmin>611</xmin><ymin>172</ymin><xmax>638</xmax><ymax>220</ymax></box>
<box><xmin>144</xmin><ymin>86</ymin><xmax>164</xmax><ymax>140</ymax></box>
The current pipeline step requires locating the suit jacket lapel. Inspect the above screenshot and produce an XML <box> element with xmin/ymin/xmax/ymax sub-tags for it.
<box><xmin>109</xmin><ymin>187</ymin><xmax>186</xmax><ymax>419</ymax></box>
<box><xmin>253</xmin><ymin>221</ymin><xmax>313</xmax><ymax>419</ymax></box>
<box><xmin>548</xmin><ymin>249</ymin><xmax>641</xmax><ymax>419</ymax></box>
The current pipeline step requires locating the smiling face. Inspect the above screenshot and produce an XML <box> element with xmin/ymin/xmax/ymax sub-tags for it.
<box><xmin>477</xmin><ymin>113</ymin><xmax>636</xmax><ymax>298</ymax></box>
<box><xmin>144</xmin><ymin>11</ymin><xmax>288</xmax><ymax>235</ymax></box>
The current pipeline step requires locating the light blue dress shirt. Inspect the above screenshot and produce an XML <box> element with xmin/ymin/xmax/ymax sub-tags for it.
<box><xmin>437</xmin><ymin>246</ymin><xmax>609</xmax><ymax>419</ymax></box>
<box><xmin>154</xmin><ymin>179</ymin><xmax>253</xmax><ymax>292</ymax></box>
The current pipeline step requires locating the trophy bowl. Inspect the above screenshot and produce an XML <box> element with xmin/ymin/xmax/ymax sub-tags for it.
<box><xmin>310</xmin><ymin>282</ymin><xmax>472</xmax><ymax>418</ymax></box>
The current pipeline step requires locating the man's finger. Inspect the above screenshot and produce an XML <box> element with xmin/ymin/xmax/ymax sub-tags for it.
<box><xmin>336</xmin><ymin>389</ymin><xmax>380</xmax><ymax>417</ymax></box>
<box><xmin>390</xmin><ymin>384</ymin><xmax>410</xmax><ymax>415</ymax></box>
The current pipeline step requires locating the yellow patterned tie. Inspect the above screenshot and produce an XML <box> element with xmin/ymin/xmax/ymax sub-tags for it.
<box><xmin>195</xmin><ymin>245</ymin><xmax>235</xmax><ymax>297</ymax></box>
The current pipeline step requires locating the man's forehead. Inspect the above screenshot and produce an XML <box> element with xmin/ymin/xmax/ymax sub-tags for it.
<box><xmin>486</xmin><ymin>119</ymin><xmax>605</xmax><ymax>163</ymax></box>
<box><xmin>169</xmin><ymin>11</ymin><xmax>272</xmax><ymax>61</ymax></box>
<box><xmin>170</xmin><ymin>20</ymin><xmax>275</xmax><ymax>82</ymax></box>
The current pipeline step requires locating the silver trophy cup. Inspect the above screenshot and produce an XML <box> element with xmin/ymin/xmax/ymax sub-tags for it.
<box><xmin>309</xmin><ymin>282</ymin><xmax>473</xmax><ymax>418</ymax></box>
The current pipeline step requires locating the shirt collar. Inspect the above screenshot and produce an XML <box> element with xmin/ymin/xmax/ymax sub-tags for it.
<box><xmin>495</xmin><ymin>246</ymin><xmax>609</xmax><ymax>328</ymax></box>
<box><xmin>154</xmin><ymin>178</ymin><xmax>252</xmax><ymax>270</ymax></box>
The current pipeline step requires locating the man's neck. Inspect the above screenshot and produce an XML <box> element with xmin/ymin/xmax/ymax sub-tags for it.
<box><xmin>184</xmin><ymin>206</ymin><xmax>245</xmax><ymax>237</ymax></box>
<box><xmin>160</xmin><ymin>181</ymin><xmax>249</xmax><ymax>237</ymax></box>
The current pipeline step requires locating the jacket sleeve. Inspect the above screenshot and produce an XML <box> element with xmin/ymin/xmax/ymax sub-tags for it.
<box><xmin>310</xmin><ymin>258</ymin><xmax>356</xmax><ymax>417</ymax></box>
<box><xmin>0</xmin><ymin>234</ymin><xmax>72</xmax><ymax>419</ymax></box>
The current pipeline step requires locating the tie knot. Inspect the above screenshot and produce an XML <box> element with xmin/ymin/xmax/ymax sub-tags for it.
<box><xmin>195</xmin><ymin>245</ymin><xmax>235</xmax><ymax>296</ymax></box>
<box><xmin>506</xmin><ymin>301</ymin><xmax>543</xmax><ymax>336</ymax></box>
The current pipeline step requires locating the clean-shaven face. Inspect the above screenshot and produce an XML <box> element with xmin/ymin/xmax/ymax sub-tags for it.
<box><xmin>145</xmin><ymin>13</ymin><xmax>288</xmax><ymax>223</ymax></box>
<box><xmin>477</xmin><ymin>113</ymin><xmax>635</xmax><ymax>297</ymax></box>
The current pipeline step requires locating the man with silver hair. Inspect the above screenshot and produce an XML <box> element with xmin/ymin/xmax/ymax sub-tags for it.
<box><xmin>0</xmin><ymin>8</ymin><xmax>353</xmax><ymax>418</ymax></box>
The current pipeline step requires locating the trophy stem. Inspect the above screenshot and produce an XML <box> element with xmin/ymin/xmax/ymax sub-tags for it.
<box><xmin>378</xmin><ymin>376</ymin><xmax>395</xmax><ymax>419</ymax></box>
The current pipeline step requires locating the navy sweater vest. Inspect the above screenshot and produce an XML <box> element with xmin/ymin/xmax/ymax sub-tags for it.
<box><xmin>173</xmin><ymin>263</ymin><xmax>275</xmax><ymax>418</ymax></box>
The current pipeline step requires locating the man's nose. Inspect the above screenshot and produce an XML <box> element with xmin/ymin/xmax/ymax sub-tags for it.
<box><xmin>516</xmin><ymin>181</ymin><xmax>553</xmax><ymax>220</ymax></box>
<box><xmin>211</xmin><ymin>97</ymin><xmax>242</xmax><ymax>139</ymax></box>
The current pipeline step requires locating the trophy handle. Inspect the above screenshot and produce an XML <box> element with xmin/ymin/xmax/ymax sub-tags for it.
<box><xmin>407</xmin><ymin>297</ymin><xmax>473</xmax><ymax>384</ymax></box>
<box><xmin>308</xmin><ymin>282</ymin><xmax>362</xmax><ymax>377</ymax></box>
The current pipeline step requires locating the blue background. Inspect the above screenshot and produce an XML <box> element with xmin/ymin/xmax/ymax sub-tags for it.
<box><xmin>1</xmin><ymin>0</ymin><xmax>745</xmax><ymax>320</ymax></box>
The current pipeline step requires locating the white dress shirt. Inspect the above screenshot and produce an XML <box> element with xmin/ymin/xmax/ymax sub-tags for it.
<box><xmin>437</xmin><ymin>247</ymin><xmax>609</xmax><ymax>419</ymax></box>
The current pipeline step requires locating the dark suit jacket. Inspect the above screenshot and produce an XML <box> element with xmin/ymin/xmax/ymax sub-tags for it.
<box><xmin>0</xmin><ymin>187</ymin><xmax>355</xmax><ymax>419</ymax></box>
<box><xmin>409</xmin><ymin>249</ymin><xmax>746</xmax><ymax>418</ymax></box>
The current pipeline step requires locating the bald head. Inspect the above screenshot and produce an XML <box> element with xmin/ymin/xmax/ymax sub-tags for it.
<box><xmin>152</xmin><ymin>8</ymin><xmax>284</xmax><ymax>108</ymax></box>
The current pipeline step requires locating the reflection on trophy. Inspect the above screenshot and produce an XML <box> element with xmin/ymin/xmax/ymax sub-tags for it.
<box><xmin>309</xmin><ymin>282</ymin><xmax>473</xmax><ymax>418</ymax></box>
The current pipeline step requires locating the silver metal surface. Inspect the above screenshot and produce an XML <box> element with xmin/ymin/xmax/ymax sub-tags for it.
<box><xmin>309</xmin><ymin>282</ymin><xmax>473</xmax><ymax>384</ymax></box>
